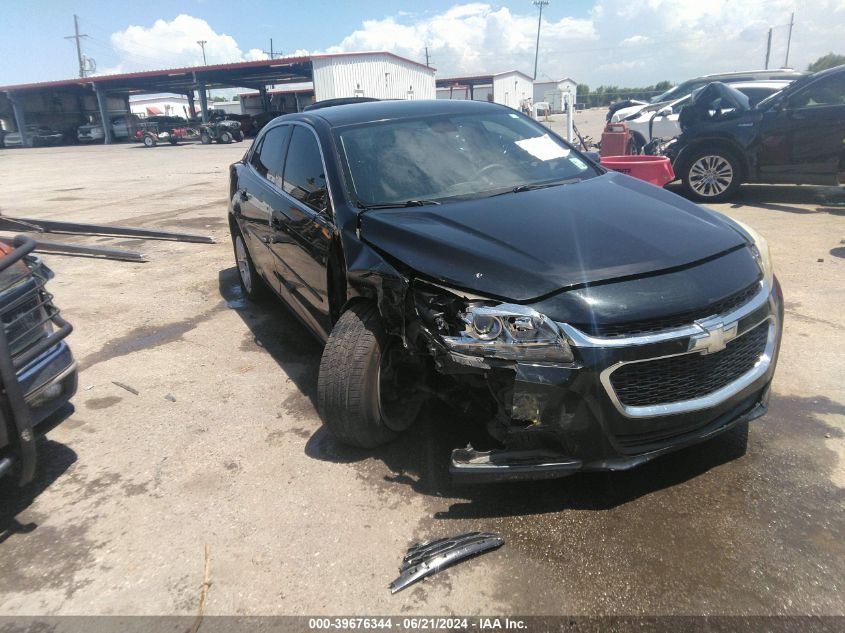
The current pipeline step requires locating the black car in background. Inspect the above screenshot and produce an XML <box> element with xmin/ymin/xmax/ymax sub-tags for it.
<box><xmin>667</xmin><ymin>64</ymin><xmax>845</xmax><ymax>201</ymax></box>
<box><xmin>0</xmin><ymin>237</ymin><xmax>77</xmax><ymax>484</ymax></box>
<box><xmin>228</xmin><ymin>99</ymin><xmax>782</xmax><ymax>482</ymax></box>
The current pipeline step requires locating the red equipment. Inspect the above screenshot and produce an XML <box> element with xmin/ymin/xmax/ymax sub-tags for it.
<box><xmin>600</xmin><ymin>155</ymin><xmax>675</xmax><ymax>188</ymax></box>
<box><xmin>599</xmin><ymin>122</ymin><xmax>634</xmax><ymax>157</ymax></box>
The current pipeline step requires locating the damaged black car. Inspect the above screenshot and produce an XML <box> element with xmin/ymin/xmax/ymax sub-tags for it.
<box><xmin>228</xmin><ymin>99</ymin><xmax>783</xmax><ymax>482</ymax></box>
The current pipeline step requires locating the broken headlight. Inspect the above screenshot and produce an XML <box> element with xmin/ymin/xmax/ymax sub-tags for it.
<box><xmin>441</xmin><ymin>303</ymin><xmax>574</xmax><ymax>363</ymax></box>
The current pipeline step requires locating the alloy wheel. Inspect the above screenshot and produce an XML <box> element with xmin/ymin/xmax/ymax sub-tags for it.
<box><xmin>688</xmin><ymin>155</ymin><xmax>734</xmax><ymax>197</ymax></box>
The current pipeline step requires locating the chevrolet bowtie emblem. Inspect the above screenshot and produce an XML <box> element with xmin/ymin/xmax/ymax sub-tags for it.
<box><xmin>690</xmin><ymin>321</ymin><xmax>738</xmax><ymax>354</ymax></box>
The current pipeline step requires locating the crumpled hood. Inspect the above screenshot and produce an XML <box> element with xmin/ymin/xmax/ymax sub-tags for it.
<box><xmin>360</xmin><ymin>172</ymin><xmax>747</xmax><ymax>302</ymax></box>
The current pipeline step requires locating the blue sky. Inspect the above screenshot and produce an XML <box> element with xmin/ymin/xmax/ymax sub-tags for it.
<box><xmin>1</xmin><ymin>1</ymin><xmax>842</xmax><ymax>87</ymax></box>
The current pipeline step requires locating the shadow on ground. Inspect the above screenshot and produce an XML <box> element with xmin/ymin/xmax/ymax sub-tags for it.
<box><xmin>217</xmin><ymin>266</ymin><xmax>323</xmax><ymax>409</ymax></box>
<box><xmin>665</xmin><ymin>183</ymin><xmax>845</xmax><ymax>214</ymax></box>
<box><xmin>0</xmin><ymin>439</ymin><xmax>77</xmax><ymax>545</ymax></box>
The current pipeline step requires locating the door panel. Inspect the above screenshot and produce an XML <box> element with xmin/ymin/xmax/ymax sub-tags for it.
<box><xmin>239</xmin><ymin>126</ymin><xmax>291</xmax><ymax>291</ymax></box>
<box><xmin>267</xmin><ymin>125</ymin><xmax>333</xmax><ymax>337</ymax></box>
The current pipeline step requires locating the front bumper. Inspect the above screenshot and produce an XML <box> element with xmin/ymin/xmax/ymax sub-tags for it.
<box><xmin>448</xmin><ymin>277</ymin><xmax>784</xmax><ymax>482</ymax></box>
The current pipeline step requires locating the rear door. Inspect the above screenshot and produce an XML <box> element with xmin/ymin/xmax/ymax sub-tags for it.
<box><xmin>759</xmin><ymin>72</ymin><xmax>845</xmax><ymax>183</ymax></box>
<box><xmin>268</xmin><ymin>124</ymin><xmax>333</xmax><ymax>337</ymax></box>
<box><xmin>237</xmin><ymin>125</ymin><xmax>291</xmax><ymax>286</ymax></box>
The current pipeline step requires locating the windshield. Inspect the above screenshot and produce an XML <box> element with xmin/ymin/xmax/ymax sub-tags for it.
<box><xmin>335</xmin><ymin>111</ymin><xmax>597</xmax><ymax>207</ymax></box>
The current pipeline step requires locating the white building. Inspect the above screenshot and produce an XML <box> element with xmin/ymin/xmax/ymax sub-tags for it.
<box><xmin>436</xmin><ymin>70</ymin><xmax>534</xmax><ymax>109</ymax></box>
<box><xmin>241</xmin><ymin>52</ymin><xmax>436</xmax><ymax>115</ymax></box>
<box><xmin>129</xmin><ymin>94</ymin><xmax>193</xmax><ymax>118</ymax></box>
<box><xmin>311</xmin><ymin>52</ymin><xmax>436</xmax><ymax>101</ymax></box>
<box><xmin>533</xmin><ymin>78</ymin><xmax>578</xmax><ymax>113</ymax></box>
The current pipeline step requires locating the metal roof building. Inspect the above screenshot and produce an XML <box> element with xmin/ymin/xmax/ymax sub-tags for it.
<box><xmin>0</xmin><ymin>52</ymin><xmax>435</xmax><ymax>146</ymax></box>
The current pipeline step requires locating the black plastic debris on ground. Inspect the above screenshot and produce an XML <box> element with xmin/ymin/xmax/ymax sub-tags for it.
<box><xmin>389</xmin><ymin>531</ymin><xmax>504</xmax><ymax>594</ymax></box>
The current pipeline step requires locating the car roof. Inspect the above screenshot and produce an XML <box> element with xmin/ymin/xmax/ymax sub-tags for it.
<box><xmin>285</xmin><ymin>99</ymin><xmax>508</xmax><ymax>128</ymax></box>
<box><xmin>699</xmin><ymin>68</ymin><xmax>806</xmax><ymax>80</ymax></box>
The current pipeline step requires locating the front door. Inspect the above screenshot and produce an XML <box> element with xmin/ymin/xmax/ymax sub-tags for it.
<box><xmin>268</xmin><ymin>125</ymin><xmax>333</xmax><ymax>338</ymax></box>
<box><xmin>238</xmin><ymin>125</ymin><xmax>291</xmax><ymax>287</ymax></box>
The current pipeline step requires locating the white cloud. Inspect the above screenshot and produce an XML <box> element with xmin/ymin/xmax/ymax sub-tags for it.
<box><xmin>323</xmin><ymin>3</ymin><xmax>597</xmax><ymax>77</ymax></box>
<box><xmin>99</xmin><ymin>15</ymin><xmax>250</xmax><ymax>74</ymax></box>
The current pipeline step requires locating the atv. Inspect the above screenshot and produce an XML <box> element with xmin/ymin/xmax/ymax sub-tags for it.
<box><xmin>199</xmin><ymin>119</ymin><xmax>243</xmax><ymax>144</ymax></box>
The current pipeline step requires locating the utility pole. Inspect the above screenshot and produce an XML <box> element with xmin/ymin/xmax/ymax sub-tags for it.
<box><xmin>764</xmin><ymin>27</ymin><xmax>772</xmax><ymax>69</ymax></box>
<box><xmin>425</xmin><ymin>46</ymin><xmax>430</xmax><ymax>68</ymax></box>
<box><xmin>64</xmin><ymin>14</ymin><xmax>88</xmax><ymax>78</ymax></box>
<box><xmin>262</xmin><ymin>39</ymin><xmax>282</xmax><ymax>60</ymax></box>
<box><xmin>532</xmin><ymin>0</ymin><xmax>549</xmax><ymax>80</ymax></box>
<box><xmin>197</xmin><ymin>40</ymin><xmax>208</xmax><ymax>65</ymax></box>
<box><xmin>784</xmin><ymin>12</ymin><xmax>795</xmax><ymax>67</ymax></box>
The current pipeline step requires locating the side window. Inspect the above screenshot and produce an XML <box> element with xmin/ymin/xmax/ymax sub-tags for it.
<box><xmin>787</xmin><ymin>75</ymin><xmax>845</xmax><ymax>109</ymax></box>
<box><xmin>283</xmin><ymin>127</ymin><xmax>329</xmax><ymax>212</ymax></box>
<box><xmin>251</xmin><ymin>125</ymin><xmax>291</xmax><ymax>189</ymax></box>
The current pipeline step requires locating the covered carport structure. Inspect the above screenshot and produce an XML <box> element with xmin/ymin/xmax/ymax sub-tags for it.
<box><xmin>436</xmin><ymin>74</ymin><xmax>494</xmax><ymax>102</ymax></box>
<box><xmin>0</xmin><ymin>56</ymin><xmax>313</xmax><ymax>146</ymax></box>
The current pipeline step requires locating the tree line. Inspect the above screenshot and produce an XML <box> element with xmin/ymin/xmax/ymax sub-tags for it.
<box><xmin>575</xmin><ymin>81</ymin><xmax>674</xmax><ymax>107</ymax></box>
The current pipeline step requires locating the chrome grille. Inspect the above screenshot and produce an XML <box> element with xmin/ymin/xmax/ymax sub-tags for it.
<box><xmin>609</xmin><ymin>320</ymin><xmax>770</xmax><ymax>408</ymax></box>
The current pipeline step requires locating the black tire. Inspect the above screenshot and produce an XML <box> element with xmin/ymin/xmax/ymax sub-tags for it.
<box><xmin>231</xmin><ymin>226</ymin><xmax>268</xmax><ymax>301</ymax></box>
<box><xmin>200</xmin><ymin>132</ymin><xmax>211</xmax><ymax>145</ymax></box>
<box><xmin>680</xmin><ymin>147</ymin><xmax>742</xmax><ymax>202</ymax></box>
<box><xmin>143</xmin><ymin>135</ymin><xmax>156</xmax><ymax>148</ymax></box>
<box><xmin>318</xmin><ymin>303</ymin><xmax>422</xmax><ymax>448</ymax></box>
<box><xmin>234</xmin><ymin>130</ymin><xmax>244</xmax><ymax>142</ymax></box>
<box><xmin>220</xmin><ymin>131</ymin><xmax>233</xmax><ymax>144</ymax></box>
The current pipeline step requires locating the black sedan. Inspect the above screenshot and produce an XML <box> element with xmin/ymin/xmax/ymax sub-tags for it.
<box><xmin>227</xmin><ymin>99</ymin><xmax>783</xmax><ymax>482</ymax></box>
<box><xmin>667</xmin><ymin>64</ymin><xmax>845</xmax><ymax>201</ymax></box>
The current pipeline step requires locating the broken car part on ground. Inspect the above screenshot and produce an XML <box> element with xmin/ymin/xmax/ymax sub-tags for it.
<box><xmin>390</xmin><ymin>532</ymin><xmax>505</xmax><ymax>594</ymax></box>
<box><xmin>228</xmin><ymin>99</ymin><xmax>783</xmax><ymax>483</ymax></box>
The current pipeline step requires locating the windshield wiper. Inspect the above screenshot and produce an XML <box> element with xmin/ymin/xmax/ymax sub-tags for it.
<box><xmin>358</xmin><ymin>199</ymin><xmax>442</xmax><ymax>211</ymax></box>
<box><xmin>488</xmin><ymin>178</ymin><xmax>581</xmax><ymax>197</ymax></box>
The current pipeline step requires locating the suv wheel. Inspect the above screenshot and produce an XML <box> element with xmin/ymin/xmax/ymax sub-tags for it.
<box><xmin>680</xmin><ymin>148</ymin><xmax>742</xmax><ymax>202</ymax></box>
<box><xmin>318</xmin><ymin>303</ymin><xmax>425</xmax><ymax>448</ymax></box>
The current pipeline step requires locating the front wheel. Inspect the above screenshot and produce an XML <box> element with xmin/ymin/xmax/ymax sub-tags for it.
<box><xmin>317</xmin><ymin>303</ymin><xmax>425</xmax><ymax>448</ymax></box>
<box><xmin>219</xmin><ymin>131</ymin><xmax>233</xmax><ymax>144</ymax></box>
<box><xmin>200</xmin><ymin>132</ymin><xmax>211</xmax><ymax>144</ymax></box>
<box><xmin>680</xmin><ymin>149</ymin><xmax>742</xmax><ymax>202</ymax></box>
<box><xmin>143</xmin><ymin>135</ymin><xmax>156</xmax><ymax>148</ymax></box>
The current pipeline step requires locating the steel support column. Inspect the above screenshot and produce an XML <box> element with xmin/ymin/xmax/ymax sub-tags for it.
<box><xmin>198</xmin><ymin>81</ymin><xmax>209</xmax><ymax>123</ymax></box>
<box><xmin>8</xmin><ymin>93</ymin><xmax>29</xmax><ymax>148</ymax></box>
<box><xmin>93</xmin><ymin>85</ymin><xmax>113</xmax><ymax>144</ymax></box>
<box><xmin>259</xmin><ymin>87</ymin><xmax>270</xmax><ymax>113</ymax></box>
<box><xmin>187</xmin><ymin>92</ymin><xmax>196</xmax><ymax>118</ymax></box>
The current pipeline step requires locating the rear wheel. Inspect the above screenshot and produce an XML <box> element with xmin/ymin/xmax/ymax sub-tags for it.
<box><xmin>680</xmin><ymin>148</ymin><xmax>742</xmax><ymax>202</ymax></box>
<box><xmin>220</xmin><ymin>131</ymin><xmax>233</xmax><ymax>144</ymax></box>
<box><xmin>232</xmin><ymin>227</ymin><xmax>268</xmax><ymax>301</ymax></box>
<box><xmin>143</xmin><ymin>135</ymin><xmax>156</xmax><ymax>148</ymax></box>
<box><xmin>317</xmin><ymin>303</ymin><xmax>425</xmax><ymax>448</ymax></box>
